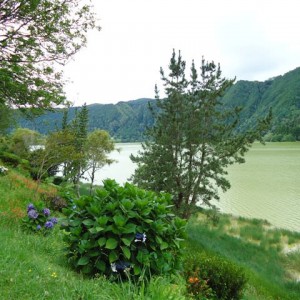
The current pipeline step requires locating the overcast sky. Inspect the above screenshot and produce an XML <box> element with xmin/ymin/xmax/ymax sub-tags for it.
<box><xmin>63</xmin><ymin>0</ymin><xmax>300</xmax><ymax>106</ymax></box>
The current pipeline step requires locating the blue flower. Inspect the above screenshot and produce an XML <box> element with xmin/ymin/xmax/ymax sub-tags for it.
<box><xmin>28</xmin><ymin>209</ymin><xmax>38</xmax><ymax>219</ymax></box>
<box><xmin>49</xmin><ymin>217</ymin><xmax>58</xmax><ymax>224</ymax></box>
<box><xmin>36</xmin><ymin>225</ymin><xmax>41</xmax><ymax>231</ymax></box>
<box><xmin>134</xmin><ymin>233</ymin><xmax>146</xmax><ymax>243</ymax></box>
<box><xmin>45</xmin><ymin>221</ymin><xmax>54</xmax><ymax>229</ymax></box>
<box><xmin>27</xmin><ymin>203</ymin><xmax>35</xmax><ymax>212</ymax></box>
<box><xmin>111</xmin><ymin>261</ymin><xmax>131</xmax><ymax>273</ymax></box>
<box><xmin>42</xmin><ymin>208</ymin><xmax>51</xmax><ymax>217</ymax></box>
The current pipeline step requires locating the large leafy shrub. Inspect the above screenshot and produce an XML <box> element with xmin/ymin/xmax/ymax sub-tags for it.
<box><xmin>184</xmin><ymin>250</ymin><xmax>247</xmax><ymax>300</ymax></box>
<box><xmin>62</xmin><ymin>180</ymin><xmax>186</xmax><ymax>278</ymax></box>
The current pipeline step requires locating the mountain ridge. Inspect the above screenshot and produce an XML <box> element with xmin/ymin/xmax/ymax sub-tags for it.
<box><xmin>18</xmin><ymin>68</ymin><xmax>300</xmax><ymax>142</ymax></box>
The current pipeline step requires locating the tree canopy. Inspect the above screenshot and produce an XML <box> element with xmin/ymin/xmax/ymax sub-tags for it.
<box><xmin>0</xmin><ymin>0</ymin><xmax>99</xmax><ymax>110</ymax></box>
<box><xmin>131</xmin><ymin>50</ymin><xmax>271</xmax><ymax>218</ymax></box>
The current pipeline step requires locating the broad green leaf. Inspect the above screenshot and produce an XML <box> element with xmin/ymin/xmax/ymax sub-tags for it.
<box><xmin>105</xmin><ymin>238</ymin><xmax>118</xmax><ymax>249</ymax></box>
<box><xmin>82</xmin><ymin>264</ymin><xmax>93</xmax><ymax>274</ymax></box>
<box><xmin>109</xmin><ymin>251</ymin><xmax>118</xmax><ymax>263</ymax></box>
<box><xmin>137</xmin><ymin>250</ymin><xmax>149</xmax><ymax>264</ymax></box>
<box><xmin>95</xmin><ymin>226</ymin><xmax>104</xmax><ymax>232</ymax></box>
<box><xmin>121</xmin><ymin>199</ymin><xmax>134</xmax><ymax>210</ymax></box>
<box><xmin>160</xmin><ymin>242</ymin><xmax>168</xmax><ymax>250</ymax></box>
<box><xmin>113</xmin><ymin>215</ymin><xmax>127</xmax><ymax>227</ymax></box>
<box><xmin>77</xmin><ymin>256</ymin><xmax>89</xmax><ymax>266</ymax></box>
<box><xmin>144</xmin><ymin>219</ymin><xmax>154</xmax><ymax>224</ymax></box>
<box><xmin>155</xmin><ymin>236</ymin><xmax>163</xmax><ymax>244</ymax></box>
<box><xmin>98</xmin><ymin>237</ymin><xmax>106</xmax><ymax>247</ymax></box>
<box><xmin>133</xmin><ymin>264</ymin><xmax>141</xmax><ymax>275</ymax></box>
<box><xmin>95</xmin><ymin>189</ymin><xmax>109</xmax><ymax>199</ymax></box>
<box><xmin>95</xmin><ymin>260</ymin><xmax>106</xmax><ymax>272</ymax></box>
<box><xmin>88</xmin><ymin>228</ymin><xmax>97</xmax><ymax>234</ymax></box>
<box><xmin>83</xmin><ymin>219</ymin><xmax>94</xmax><ymax>226</ymax></box>
<box><xmin>122</xmin><ymin>223</ymin><xmax>136</xmax><ymax>234</ymax></box>
<box><xmin>121</xmin><ymin>246</ymin><xmax>131</xmax><ymax>259</ymax></box>
<box><xmin>97</xmin><ymin>216</ymin><xmax>109</xmax><ymax>226</ymax></box>
<box><xmin>121</xmin><ymin>237</ymin><xmax>132</xmax><ymax>246</ymax></box>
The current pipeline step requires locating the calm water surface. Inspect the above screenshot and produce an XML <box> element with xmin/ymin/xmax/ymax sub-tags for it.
<box><xmin>92</xmin><ymin>142</ymin><xmax>300</xmax><ymax>231</ymax></box>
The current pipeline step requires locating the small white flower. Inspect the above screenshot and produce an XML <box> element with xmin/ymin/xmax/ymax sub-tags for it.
<box><xmin>111</xmin><ymin>263</ymin><xmax>117</xmax><ymax>272</ymax></box>
<box><xmin>134</xmin><ymin>233</ymin><xmax>146</xmax><ymax>243</ymax></box>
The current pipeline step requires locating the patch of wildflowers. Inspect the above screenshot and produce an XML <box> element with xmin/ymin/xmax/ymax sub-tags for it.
<box><xmin>49</xmin><ymin>217</ymin><xmax>58</xmax><ymax>224</ymax></box>
<box><xmin>27</xmin><ymin>203</ymin><xmax>35</xmax><ymax>212</ymax></box>
<box><xmin>42</xmin><ymin>208</ymin><xmax>51</xmax><ymax>216</ymax></box>
<box><xmin>23</xmin><ymin>203</ymin><xmax>57</xmax><ymax>234</ymax></box>
<box><xmin>45</xmin><ymin>221</ymin><xmax>54</xmax><ymax>229</ymax></box>
<box><xmin>28</xmin><ymin>209</ymin><xmax>38</xmax><ymax>219</ymax></box>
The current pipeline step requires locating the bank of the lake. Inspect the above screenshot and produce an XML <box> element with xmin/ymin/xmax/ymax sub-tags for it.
<box><xmin>88</xmin><ymin>142</ymin><xmax>300</xmax><ymax>232</ymax></box>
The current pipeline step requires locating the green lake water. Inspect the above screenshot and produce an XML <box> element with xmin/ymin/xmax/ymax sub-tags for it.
<box><xmin>93</xmin><ymin>142</ymin><xmax>300</xmax><ymax>231</ymax></box>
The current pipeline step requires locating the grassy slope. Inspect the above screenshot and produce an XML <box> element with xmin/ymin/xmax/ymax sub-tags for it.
<box><xmin>1</xmin><ymin>168</ymin><xmax>300</xmax><ymax>299</ymax></box>
<box><xmin>187</xmin><ymin>212</ymin><xmax>300</xmax><ymax>300</ymax></box>
<box><xmin>0</xmin><ymin>169</ymin><xmax>186</xmax><ymax>300</ymax></box>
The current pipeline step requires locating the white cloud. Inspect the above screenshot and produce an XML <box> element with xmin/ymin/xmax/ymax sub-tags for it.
<box><xmin>63</xmin><ymin>0</ymin><xmax>300</xmax><ymax>105</ymax></box>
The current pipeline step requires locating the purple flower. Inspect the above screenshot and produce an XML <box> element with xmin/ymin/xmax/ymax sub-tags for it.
<box><xmin>49</xmin><ymin>217</ymin><xmax>58</xmax><ymax>224</ymax></box>
<box><xmin>45</xmin><ymin>221</ymin><xmax>54</xmax><ymax>229</ymax></box>
<box><xmin>134</xmin><ymin>233</ymin><xmax>146</xmax><ymax>243</ymax></box>
<box><xmin>28</xmin><ymin>209</ymin><xmax>38</xmax><ymax>219</ymax></box>
<box><xmin>36</xmin><ymin>225</ymin><xmax>41</xmax><ymax>231</ymax></box>
<box><xmin>27</xmin><ymin>203</ymin><xmax>35</xmax><ymax>212</ymax></box>
<box><xmin>42</xmin><ymin>208</ymin><xmax>51</xmax><ymax>217</ymax></box>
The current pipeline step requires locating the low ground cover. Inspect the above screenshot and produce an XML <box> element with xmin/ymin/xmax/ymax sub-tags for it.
<box><xmin>1</xmin><ymin>167</ymin><xmax>300</xmax><ymax>299</ymax></box>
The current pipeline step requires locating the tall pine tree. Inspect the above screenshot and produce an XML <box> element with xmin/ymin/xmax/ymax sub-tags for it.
<box><xmin>131</xmin><ymin>50</ymin><xmax>271</xmax><ymax>218</ymax></box>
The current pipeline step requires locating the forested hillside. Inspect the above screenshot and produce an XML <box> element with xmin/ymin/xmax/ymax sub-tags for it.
<box><xmin>19</xmin><ymin>98</ymin><xmax>156</xmax><ymax>142</ymax></box>
<box><xmin>18</xmin><ymin>68</ymin><xmax>300</xmax><ymax>142</ymax></box>
<box><xmin>221</xmin><ymin>67</ymin><xmax>300</xmax><ymax>141</ymax></box>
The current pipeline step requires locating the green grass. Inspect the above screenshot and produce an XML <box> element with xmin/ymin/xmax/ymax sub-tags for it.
<box><xmin>0</xmin><ymin>221</ymin><xmax>187</xmax><ymax>300</ymax></box>
<box><xmin>1</xmin><ymin>168</ymin><xmax>300</xmax><ymax>299</ymax></box>
<box><xmin>187</xmin><ymin>212</ymin><xmax>300</xmax><ymax>300</ymax></box>
<box><xmin>0</xmin><ymin>169</ymin><xmax>188</xmax><ymax>300</ymax></box>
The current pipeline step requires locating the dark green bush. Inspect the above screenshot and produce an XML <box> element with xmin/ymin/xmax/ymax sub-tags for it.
<box><xmin>42</xmin><ymin>194</ymin><xmax>68</xmax><ymax>212</ymax></box>
<box><xmin>0</xmin><ymin>151</ymin><xmax>21</xmax><ymax>167</ymax></box>
<box><xmin>184</xmin><ymin>250</ymin><xmax>247</xmax><ymax>300</ymax></box>
<box><xmin>61</xmin><ymin>179</ymin><xmax>186</xmax><ymax>279</ymax></box>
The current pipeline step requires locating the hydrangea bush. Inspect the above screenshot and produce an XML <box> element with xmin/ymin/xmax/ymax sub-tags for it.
<box><xmin>61</xmin><ymin>180</ymin><xmax>186</xmax><ymax>278</ymax></box>
<box><xmin>22</xmin><ymin>203</ymin><xmax>58</xmax><ymax>235</ymax></box>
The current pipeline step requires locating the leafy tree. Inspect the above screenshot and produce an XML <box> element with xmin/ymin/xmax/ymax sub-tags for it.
<box><xmin>131</xmin><ymin>50</ymin><xmax>271</xmax><ymax>218</ymax></box>
<box><xmin>0</xmin><ymin>104</ymin><xmax>14</xmax><ymax>134</ymax></box>
<box><xmin>29</xmin><ymin>129</ymin><xmax>81</xmax><ymax>196</ymax></box>
<box><xmin>9</xmin><ymin>127</ymin><xmax>41</xmax><ymax>158</ymax></box>
<box><xmin>0</xmin><ymin>0</ymin><xmax>99</xmax><ymax>111</ymax></box>
<box><xmin>85</xmin><ymin>129</ymin><xmax>116</xmax><ymax>194</ymax></box>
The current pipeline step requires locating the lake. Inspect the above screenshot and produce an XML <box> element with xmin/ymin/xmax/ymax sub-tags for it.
<box><xmin>90</xmin><ymin>142</ymin><xmax>300</xmax><ymax>232</ymax></box>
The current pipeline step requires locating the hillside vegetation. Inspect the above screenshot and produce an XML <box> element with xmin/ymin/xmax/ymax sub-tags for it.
<box><xmin>17</xmin><ymin>67</ymin><xmax>300</xmax><ymax>142</ymax></box>
<box><xmin>1</xmin><ymin>166</ymin><xmax>300</xmax><ymax>299</ymax></box>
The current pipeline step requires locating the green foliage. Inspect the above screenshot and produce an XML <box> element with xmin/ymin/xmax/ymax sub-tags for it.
<box><xmin>0</xmin><ymin>151</ymin><xmax>22</xmax><ymax>167</ymax></box>
<box><xmin>22</xmin><ymin>202</ymin><xmax>58</xmax><ymax>235</ymax></box>
<box><xmin>0</xmin><ymin>0</ymin><xmax>99</xmax><ymax>113</ymax></box>
<box><xmin>85</xmin><ymin>129</ymin><xmax>115</xmax><ymax>193</ymax></box>
<box><xmin>18</xmin><ymin>98</ymin><xmax>156</xmax><ymax>142</ymax></box>
<box><xmin>186</xmin><ymin>273</ymin><xmax>216</xmax><ymax>300</ymax></box>
<box><xmin>184</xmin><ymin>250</ymin><xmax>247</xmax><ymax>300</ymax></box>
<box><xmin>131</xmin><ymin>50</ymin><xmax>270</xmax><ymax>218</ymax></box>
<box><xmin>62</xmin><ymin>180</ymin><xmax>186</xmax><ymax>279</ymax></box>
